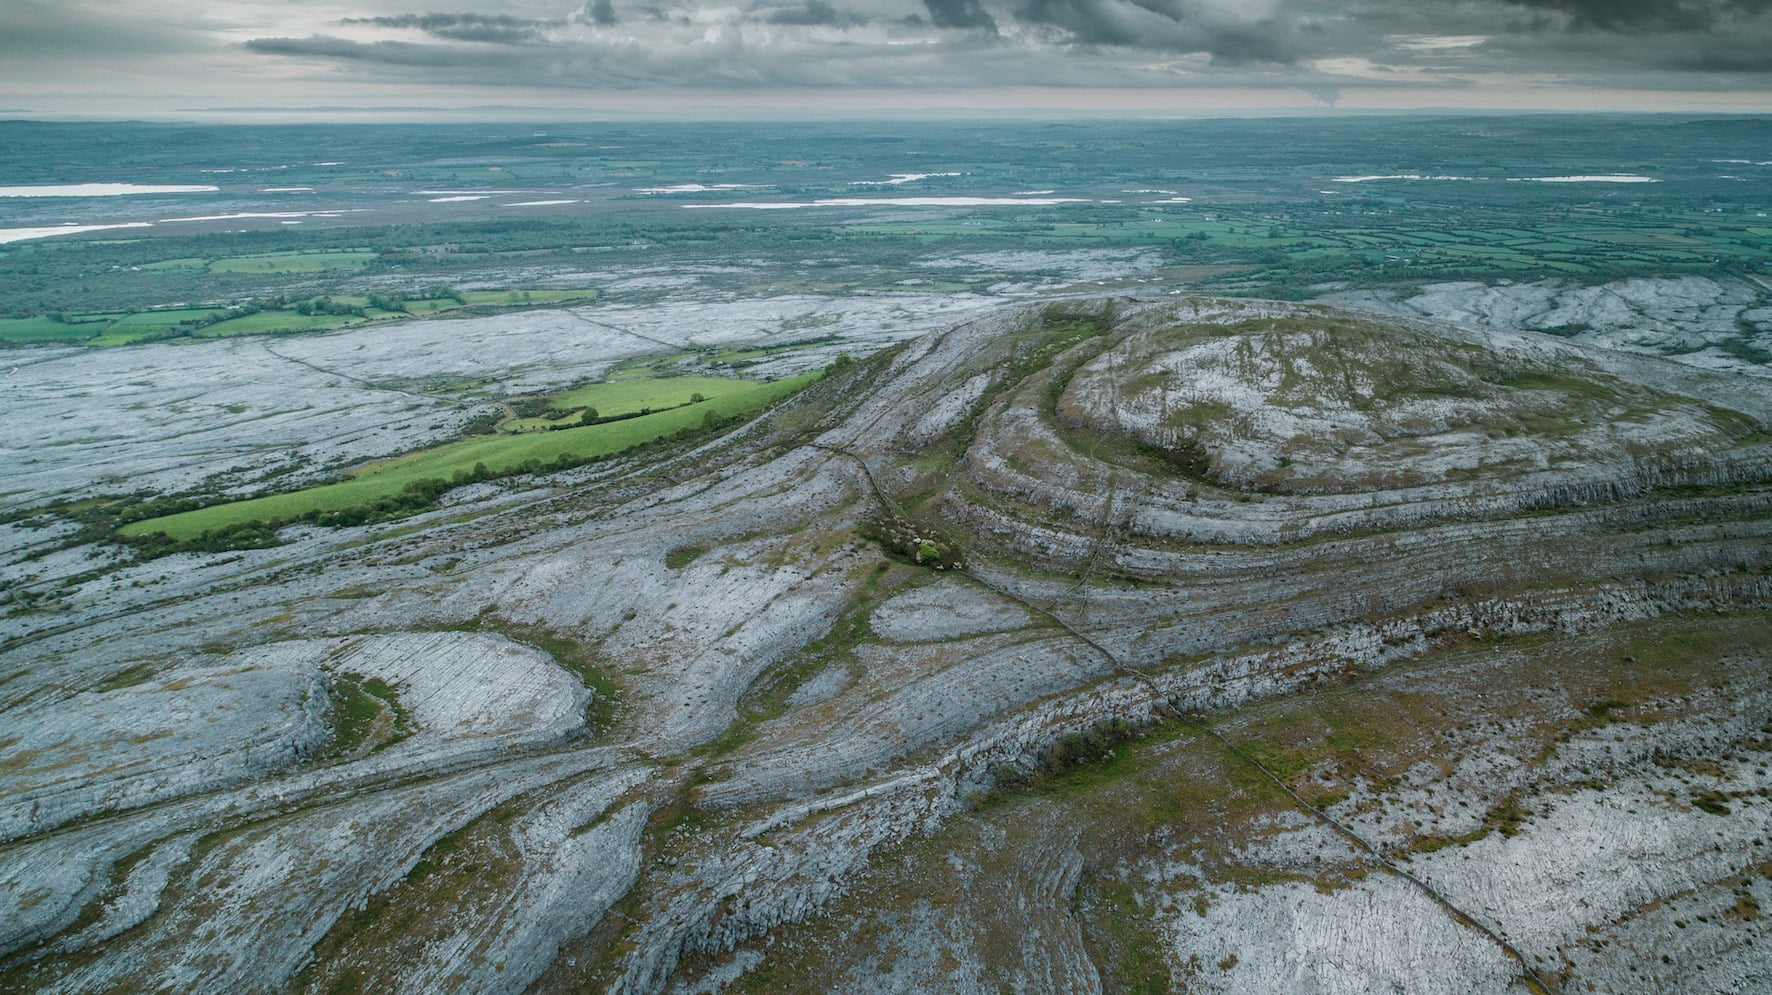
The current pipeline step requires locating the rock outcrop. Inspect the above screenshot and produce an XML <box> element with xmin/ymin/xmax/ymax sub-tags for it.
<box><xmin>3</xmin><ymin>295</ymin><xmax>1770</xmax><ymax>993</ymax></box>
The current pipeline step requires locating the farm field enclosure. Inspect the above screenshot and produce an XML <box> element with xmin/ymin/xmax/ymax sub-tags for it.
<box><xmin>117</xmin><ymin>369</ymin><xmax>821</xmax><ymax>542</ymax></box>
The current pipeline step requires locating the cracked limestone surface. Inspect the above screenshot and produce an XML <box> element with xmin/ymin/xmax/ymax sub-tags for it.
<box><xmin>1322</xmin><ymin>275</ymin><xmax>1772</xmax><ymax>377</ymax></box>
<box><xmin>3</xmin><ymin>294</ymin><xmax>1771</xmax><ymax>993</ymax></box>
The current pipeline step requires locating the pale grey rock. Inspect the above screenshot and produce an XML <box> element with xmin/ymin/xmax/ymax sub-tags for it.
<box><xmin>869</xmin><ymin>578</ymin><xmax>1036</xmax><ymax>644</ymax></box>
<box><xmin>395</xmin><ymin>772</ymin><xmax>651</xmax><ymax>995</ymax></box>
<box><xmin>56</xmin><ymin>831</ymin><xmax>200</xmax><ymax>955</ymax></box>
<box><xmin>28</xmin><ymin>752</ymin><xmax>636</xmax><ymax>993</ymax></box>
<box><xmin>903</xmin><ymin>371</ymin><xmax>993</xmax><ymax>445</ymax></box>
<box><xmin>317</xmin><ymin>631</ymin><xmax>590</xmax><ymax>754</ymax></box>
<box><xmin>1160</xmin><ymin>871</ymin><xmax>1517</xmax><ymax>994</ymax></box>
<box><xmin>782</xmin><ymin>663</ymin><xmax>851</xmax><ymax>708</ymax></box>
<box><xmin>0</xmin><ymin>826</ymin><xmax>146</xmax><ymax>960</ymax></box>
<box><xmin>3</xmin><ymin>293</ymin><xmax>1770</xmax><ymax>995</ymax></box>
<box><xmin>662</xmin><ymin>950</ymin><xmax>767</xmax><ymax>995</ymax></box>
<box><xmin>1322</xmin><ymin>275</ymin><xmax>1772</xmax><ymax>376</ymax></box>
<box><xmin>1146</xmin><ymin>690</ymin><xmax>1772</xmax><ymax>995</ymax></box>
<box><xmin>0</xmin><ymin>655</ymin><xmax>330</xmax><ymax>841</ymax></box>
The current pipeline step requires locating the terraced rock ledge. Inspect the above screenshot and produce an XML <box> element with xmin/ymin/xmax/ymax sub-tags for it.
<box><xmin>4</xmin><ymin>297</ymin><xmax>1771</xmax><ymax>994</ymax></box>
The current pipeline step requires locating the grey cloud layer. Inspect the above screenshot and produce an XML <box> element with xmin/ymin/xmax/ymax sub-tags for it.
<box><xmin>921</xmin><ymin>0</ymin><xmax>998</xmax><ymax>31</ymax></box>
<box><xmin>1505</xmin><ymin>0</ymin><xmax>1772</xmax><ymax>32</ymax></box>
<box><xmin>340</xmin><ymin>13</ymin><xmax>566</xmax><ymax>44</ymax></box>
<box><xmin>1019</xmin><ymin>0</ymin><xmax>1299</xmax><ymax>64</ymax></box>
<box><xmin>0</xmin><ymin>0</ymin><xmax>214</xmax><ymax>57</ymax></box>
<box><xmin>227</xmin><ymin>0</ymin><xmax>1772</xmax><ymax>90</ymax></box>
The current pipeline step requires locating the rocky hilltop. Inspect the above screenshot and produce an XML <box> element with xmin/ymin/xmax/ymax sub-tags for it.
<box><xmin>3</xmin><ymin>297</ymin><xmax>1771</xmax><ymax>994</ymax></box>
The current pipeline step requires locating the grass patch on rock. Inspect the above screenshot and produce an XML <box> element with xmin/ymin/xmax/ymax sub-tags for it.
<box><xmin>321</xmin><ymin>672</ymin><xmax>411</xmax><ymax>761</ymax></box>
<box><xmin>118</xmin><ymin>371</ymin><xmax>819</xmax><ymax>545</ymax></box>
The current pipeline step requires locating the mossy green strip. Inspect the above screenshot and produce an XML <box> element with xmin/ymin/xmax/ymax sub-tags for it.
<box><xmin>121</xmin><ymin>373</ymin><xmax>816</xmax><ymax>541</ymax></box>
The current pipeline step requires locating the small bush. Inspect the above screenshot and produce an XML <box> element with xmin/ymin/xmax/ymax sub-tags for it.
<box><xmin>1693</xmin><ymin>791</ymin><xmax>1733</xmax><ymax>816</ymax></box>
<box><xmin>1039</xmin><ymin>718</ymin><xmax>1138</xmax><ymax>775</ymax></box>
<box><xmin>665</xmin><ymin>546</ymin><xmax>707</xmax><ymax>570</ymax></box>
<box><xmin>861</xmin><ymin>513</ymin><xmax>964</xmax><ymax>570</ymax></box>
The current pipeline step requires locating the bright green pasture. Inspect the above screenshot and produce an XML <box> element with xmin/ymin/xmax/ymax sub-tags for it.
<box><xmin>83</xmin><ymin>331</ymin><xmax>157</xmax><ymax>347</ymax></box>
<box><xmin>120</xmin><ymin>373</ymin><xmax>817</xmax><ymax>541</ymax></box>
<box><xmin>111</xmin><ymin>308</ymin><xmax>228</xmax><ymax>327</ymax></box>
<box><xmin>195</xmin><ymin>312</ymin><xmax>363</xmax><ymax>337</ymax></box>
<box><xmin>0</xmin><ymin>316</ymin><xmax>101</xmax><ymax>342</ymax></box>
<box><xmin>503</xmin><ymin>374</ymin><xmax>743</xmax><ymax>431</ymax></box>
<box><xmin>398</xmin><ymin>298</ymin><xmax>464</xmax><ymax>314</ymax></box>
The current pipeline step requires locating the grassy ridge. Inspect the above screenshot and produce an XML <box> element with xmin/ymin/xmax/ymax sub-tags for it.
<box><xmin>120</xmin><ymin>372</ymin><xmax>817</xmax><ymax>541</ymax></box>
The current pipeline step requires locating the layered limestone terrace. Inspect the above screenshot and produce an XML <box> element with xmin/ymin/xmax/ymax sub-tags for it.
<box><xmin>952</xmin><ymin>300</ymin><xmax>1772</xmax><ymax>549</ymax></box>
<box><xmin>2</xmin><ymin>295</ymin><xmax>1770</xmax><ymax>994</ymax></box>
<box><xmin>1062</xmin><ymin>310</ymin><xmax>1747</xmax><ymax>494</ymax></box>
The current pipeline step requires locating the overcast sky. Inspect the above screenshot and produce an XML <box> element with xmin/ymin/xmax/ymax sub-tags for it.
<box><xmin>3</xmin><ymin>0</ymin><xmax>1770</xmax><ymax>119</ymax></box>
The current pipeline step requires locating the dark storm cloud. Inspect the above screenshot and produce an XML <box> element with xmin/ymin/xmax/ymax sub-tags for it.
<box><xmin>230</xmin><ymin>0</ymin><xmax>1772</xmax><ymax>94</ymax></box>
<box><xmin>766</xmin><ymin>1</ymin><xmax>865</xmax><ymax>27</ymax></box>
<box><xmin>922</xmin><ymin>0</ymin><xmax>998</xmax><ymax>32</ymax></box>
<box><xmin>1018</xmin><ymin>0</ymin><xmax>1142</xmax><ymax>47</ymax></box>
<box><xmin>245</xmin><ymin>35</ymin><xmax>466</xmax><ymax>65</ymax></box>
<box><xmin>341</xmin><ymin>12</ymin><xmax>561</xmax><ymax>44</ymax></box>
<box><xmin>1007</xmin><ymin>0</ymin><xmax>1767</xmax><ymax>70</ymax></box>
<box><xmin>1500</xmin><ymin>0</ymin><xmax>1772</xmax><ymax>32</ymax></box>
<box><xmin>1486</xmin><ymin>23</ymin><xmax>1772</xmax><ymax>74</ymax></box>
<box><xmin>1473</xmin><ymin>0</ymin><xmax>1772</xmax><ymax>73</ymax></box>
<box><xmin>1284</xmin><ymin>0</ymin><xmax>1772</xmax><ymax>76</ymax></box>
<box><xmin>582</xmin><ymin>0</ymin><xmax>620</xmax><ymax>26</ymax></box>
<box><xmin>239</xmin><ymin>29</ymin><xmax>930</xmax><ymax>88</ymax></box>
<box><xmin>1019</xmin><ymin>0</ymin><xmax>1296</xmax><ymax>63</ymax></box>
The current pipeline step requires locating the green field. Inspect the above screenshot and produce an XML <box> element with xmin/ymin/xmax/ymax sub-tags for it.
<box><xmin>0</xmin><ymin>316</ymin><xmax>104</xmax><ymax>342</ymax></box>
<box><xmin>110</xmin><ymin>307</ymin><xmax>230</xmax><ymax>326</ymax></box>
<box><xmin>83</xmin><ymin>331</ymin><xmax>162</xmax><ymax>347</ymax></box>
<box><xmin>120</xmin><ymin>372</ymin><xmax>817</xmax><ymax>541</ymax></box>
<box><xmin>194</xmin><ymin>311</ymin><xmax>364</xmax><ymax>337</ymax></box>
<box><xmin>59</xmin><ymin>307</ymin><xmax>235</xmax><ymax>345</ymax></box>
<box><xmin>503</xmin><ymin>374</ymin><xmax>745</xmax><ymax>431</ymax></box>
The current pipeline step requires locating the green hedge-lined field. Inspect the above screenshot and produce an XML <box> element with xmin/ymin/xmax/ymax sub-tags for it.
<box><xmin>120</xmin><ymin>372</ymin><xmax>817</xmax><ymax>541</ymax></box>
<box><xmin>501</xmin><ymin>374</ymin><xmax>745</xmax><ymax>431</ymax></box>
